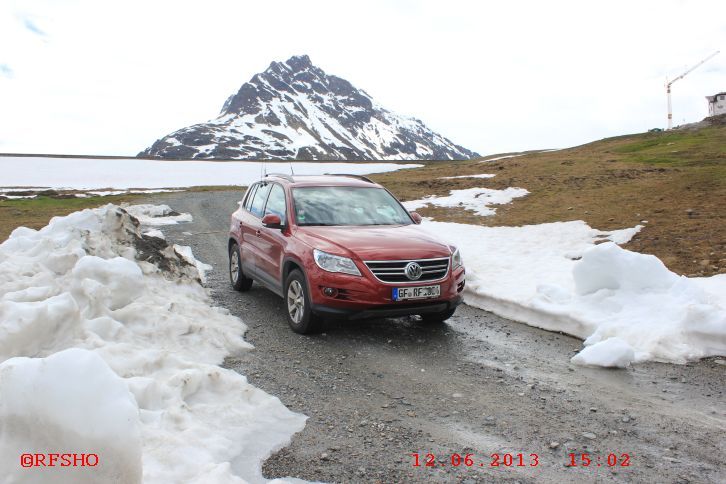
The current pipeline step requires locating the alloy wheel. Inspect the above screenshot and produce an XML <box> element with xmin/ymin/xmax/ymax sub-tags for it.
<box><xmin>230</xmin><ymin>250</ymin><xmax>239</xmax><ymax>283</ymax></box>
<box><xmin>287</xmin><ymin>280</ymin><xmax>305</xmax><ymax>324</ymax></box>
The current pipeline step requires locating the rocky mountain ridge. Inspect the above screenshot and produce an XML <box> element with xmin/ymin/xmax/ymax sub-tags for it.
<box><xmin>140</xmin><ymin>55</ymin><xmax>477</xmax><ymax>160</ymax></box>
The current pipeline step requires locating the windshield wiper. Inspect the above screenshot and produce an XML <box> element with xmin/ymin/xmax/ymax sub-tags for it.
<box><xmin>299</xmin><ymin>223</ymin><xmax>339</xmax><ymax>226</ymax></box>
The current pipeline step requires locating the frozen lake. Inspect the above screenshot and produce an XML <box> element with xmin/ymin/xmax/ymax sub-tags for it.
<box><xmin>0</xmin><ymin>156</ymin><xmax>421</xmax><ymax>190</ymax></box>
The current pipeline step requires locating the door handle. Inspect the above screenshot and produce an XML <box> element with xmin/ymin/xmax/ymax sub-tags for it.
<box><xmin>255</xmin><ymin>229</ymin><xmax>261</xmax><ymax>237</ymax></box>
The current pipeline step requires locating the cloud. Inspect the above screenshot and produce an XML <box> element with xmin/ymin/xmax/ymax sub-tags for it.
<box><xmin>21</xmin><ymin>16</ymin><xmax>46</xmax><ymax>37</ymax></box>
<box><xmin>0</xmin><ymin>0</ymin><xmax>724</xmax><ymax>156</ymax></box>
<box><xmin>0</xmin><ymin>64</ymin><xmax>12</xmax><ymax>79</ymax></box>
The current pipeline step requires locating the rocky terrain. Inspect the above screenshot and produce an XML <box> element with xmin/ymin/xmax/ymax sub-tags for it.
<box><xmin>140</xmin><ymin>55</ymin><xmax>477</xmax><ymax>161</ymax></box>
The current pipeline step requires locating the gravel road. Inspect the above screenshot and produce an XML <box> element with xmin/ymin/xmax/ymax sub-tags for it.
<box><xmin>145</xmin><ymin>190</ymin><xmax>725</xmax><ymax>484</ymax></box>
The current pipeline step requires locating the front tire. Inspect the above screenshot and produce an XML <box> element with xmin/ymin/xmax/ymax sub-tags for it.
<box><xmin>420</xmin><ymin>307</ymin><xmax>456</xmax><ymax>324</ymax></box>
<box><xmin>284</xmin><ymin>269</ymin><xmax>322</xmax><ymax>334</ymax></box>
<box><xmin>229</xmin><ymin>243</ymin><xmax>253</xmax><ymax>291</ymax></box>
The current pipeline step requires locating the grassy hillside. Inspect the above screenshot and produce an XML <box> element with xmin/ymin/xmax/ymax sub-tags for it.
<box><xmin>373</xmin><ymin>121</ymin><xmax>726</xmax><ymax>277</ymax></box>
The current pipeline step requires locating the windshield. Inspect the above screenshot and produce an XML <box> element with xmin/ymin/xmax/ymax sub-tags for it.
<box><xmin>292</xmin><ymin>186</ymin><xmax>412</xmax><ymax>226</ymax></box>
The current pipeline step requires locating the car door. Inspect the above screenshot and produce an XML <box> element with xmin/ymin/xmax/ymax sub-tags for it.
<box><xmin>240</xmin><ymin>182</ymin><xmax>272</xmax><ymax>278</ymax></box>
<box><xmin>256</xmin><ymin>183</ymin><xmax>289</xmax><ymax>292</ymax></box>
<box><xmin>232</xmin><ymin>184</ymin><xmax>257</xmax><ymax>276</ymax></box>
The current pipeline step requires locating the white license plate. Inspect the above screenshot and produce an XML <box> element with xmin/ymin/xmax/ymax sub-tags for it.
<box><xmin>393</xmin><ymin>285</ymin><xmax>440</xmax><ymax>301</ymax></box>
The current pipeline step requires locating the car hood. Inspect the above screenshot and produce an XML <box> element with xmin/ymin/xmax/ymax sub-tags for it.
<box><xmin>294</xmin><ymin>225</ymin><xmax>452</xmax><ymax>261</ymax></box>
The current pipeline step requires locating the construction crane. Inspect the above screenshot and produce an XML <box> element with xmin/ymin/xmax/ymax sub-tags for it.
<box><xmin>666</xmin><ymin>50</ymin><xmax>719</xmax><ymax>129</ymax></box>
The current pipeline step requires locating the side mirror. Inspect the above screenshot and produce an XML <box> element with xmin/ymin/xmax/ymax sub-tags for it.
<box><xmin>261</xmin><ymin>213</ymin><xmax>283</xmax><ymax>229</ymax></box>
<box><xmin>410</xmin><ymin>212</ymin><xmax>423</xmax><ymax>224</ymax></box>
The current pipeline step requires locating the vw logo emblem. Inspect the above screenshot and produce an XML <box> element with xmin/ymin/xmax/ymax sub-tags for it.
<box><xmin>405</xmin><ymin>262</ymin><xmax>423</xmax><ymax>280</ymax></box>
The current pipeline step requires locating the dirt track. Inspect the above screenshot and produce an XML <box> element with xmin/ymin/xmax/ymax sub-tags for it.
<box><xmin>148</xmin><ymin>190</ymin><xmax>725</xmax><ymax>484</ymax></box>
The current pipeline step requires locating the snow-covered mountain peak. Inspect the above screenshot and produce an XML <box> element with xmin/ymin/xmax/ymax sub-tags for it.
<box><xmin>141</xmin><ymin>55</ymin><xmax>478</xmax><ymax>161</ymax></box>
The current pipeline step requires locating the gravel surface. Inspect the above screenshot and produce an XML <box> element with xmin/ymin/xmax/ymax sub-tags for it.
<box><xmin>144</xmin><ymin>190</ymin><xmax>725</xmax><ymax>484</ymax></box>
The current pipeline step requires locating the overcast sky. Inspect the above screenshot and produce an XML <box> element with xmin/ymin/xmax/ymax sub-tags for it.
<box><xmin>1</xmin><ymin>0</ymin><xmax>724</xmax><ymax>157</ymax></box>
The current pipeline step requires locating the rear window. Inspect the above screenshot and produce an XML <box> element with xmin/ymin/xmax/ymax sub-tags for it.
<box><xmin>292</xmin><ymin>186</ymin><xmax>412</xmax><ymax>226</ymax></box>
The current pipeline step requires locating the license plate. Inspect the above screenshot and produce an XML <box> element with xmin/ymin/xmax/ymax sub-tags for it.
<box><xmin>393</xmin><ymin>285</ymin><xmax>440</xmax><ymax>301</ymax></box>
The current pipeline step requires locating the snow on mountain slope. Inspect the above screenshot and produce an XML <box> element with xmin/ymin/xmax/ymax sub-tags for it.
<box><xmin>140</xmin><ymin>55</ymin><xmax>477</xmax><ymax>161</ymax></box>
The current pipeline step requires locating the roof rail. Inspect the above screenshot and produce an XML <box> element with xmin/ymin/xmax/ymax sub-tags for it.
<box><xmin>325</xmin><ymin>173</ymin><xmax>375</xmax><ymax>184</ymax></box>
<box><xmin>265</xmin><ymin>172</ymin><xmax>294</xmax><ymax>182</ymax></box>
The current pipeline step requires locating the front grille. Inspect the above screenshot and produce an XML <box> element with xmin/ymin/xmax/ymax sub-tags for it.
<box><xmin>364</xmin><ymin>257</ymin><xmax>450</xmax><ymax>284</ymax></box>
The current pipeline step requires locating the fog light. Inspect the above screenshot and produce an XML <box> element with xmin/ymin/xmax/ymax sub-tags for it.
<box><xmin>323</xmin><ymin>287</ymin><xmax>338</xmax><ymax>297</ymax></box>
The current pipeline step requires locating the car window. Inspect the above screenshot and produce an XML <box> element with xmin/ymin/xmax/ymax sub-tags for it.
<box><xmin>249</xmin><ymin>183</ymin><xmax>272</xmax><ymax>218</ymax></box>
<box><xmin>243</xmin><ymin>184</ymin><xmax>258</xmax><ymax>210</ymax></box>
<box><xmin>264</xmin><ymin>184</ymin><xmax>287</xmax><ymax>224</ymax></box>
<box><xmin>292</xmin><ymin>186</ymin><xmax>411</xmax><ymax>226</ymax></box>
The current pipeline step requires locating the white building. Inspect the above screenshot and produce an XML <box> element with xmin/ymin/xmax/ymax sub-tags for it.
<box><xmin>706</xmin><ymin>92</ymin><xmax>726</xmax><ymax>116</ymax></box>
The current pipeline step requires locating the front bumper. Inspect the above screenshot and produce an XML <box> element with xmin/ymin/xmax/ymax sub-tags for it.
<box><xmin>306</xmin><ymin>262</ymin><xmax>466</xmax><ymax>320</ymax></box>
<box><xmin>312</xmin><ymin>295</ymin><xmax>463</xmax><ymax>320</ymax></box>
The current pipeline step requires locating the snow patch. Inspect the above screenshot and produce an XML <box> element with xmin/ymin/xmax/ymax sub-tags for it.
<box><xmin>602</xmin><ymin>225</ymin><xmax>643</xmax><ymax>244</ymax></box>
<box><xmin>2</xmin><ymin>194</ymin><xmax>37</xmax><ymax>199</ymax></box>
<box><xmin>89</xmin><ymin>189</ymin><xmax>184</xmax><ymax>196</ymax></box>
<box><xmin>439</xmin><ymin>174</ymin><xmax>496</xmax><ymax>180</ymax></box>
<box><xmin>403</xmin><ymin>187</ymin><xmax>529</xmax><ymax>216</ymax></box>
<box><xmin>123</xmin><ymin>204</ymin><xmax>193</xmax><ymax>225</ymax></box>
<box><xmin>478</xmin><ymin>154</ymin><xmax>524</xmax><ymax>163</ymax></box>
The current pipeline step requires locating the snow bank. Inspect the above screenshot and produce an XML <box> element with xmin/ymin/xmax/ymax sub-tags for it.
<box><xmin>0</xmin><ymin>205</ymin><xmax>306</xmax><ymax>482</ymax></box>
<box><xmin>174</xmin><ymin>244</ymin><xmax>213</xmax><ymax>283</ymax></box>
<box><xmin>570</xmin><ymin>337</ymin><xmax>635</xmax><ymax>368</ymax></box>
<box><xmin>143</xmin><ymin>228</ymin><xmax>165</xmax><ymax>240</ymax></box>
<box><xmin>423</xmin><ymin>220</ymin><xmax>726</xmax><ymax>366</ymax></box>
<box><xmin>403</xmin><ymin>186</ymin><xmax>529</xmax><ymax>216</ymax></box>
<box><xmin>0</xmin><ymin>348</ymin><xmax>143</xmax><ymax>482</ymax></box>
<box><xmin>123</xmin><ymin>204</ymin><xmax>193</xmax><ymax>225</ymax></box>
<box><xmin>566</xmin><ymin>243</ymin><xmax>726</xmax><ymax>365</ymax></box>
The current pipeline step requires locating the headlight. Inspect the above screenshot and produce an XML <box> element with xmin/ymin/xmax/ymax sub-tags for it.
<box><xmin>451</xmin><ymin>247</ymin><xmax>462</xmax><ymax>270</ymax></box>
<box><xmin>313</xmin><ymin>249</ymin><xmax>361</xmax><ymax>276</ymax></box>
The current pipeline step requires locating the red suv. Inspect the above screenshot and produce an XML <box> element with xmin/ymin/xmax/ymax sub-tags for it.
<box><xmin>228</xmin><ymin>174</ymin><xmax>465</xmax><ymax>333</ymax></box>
